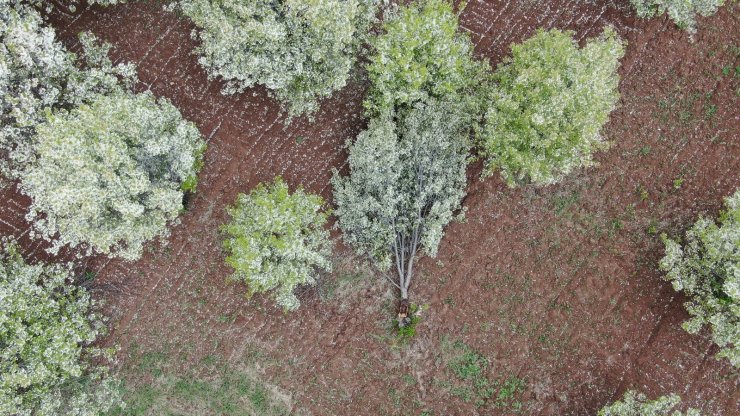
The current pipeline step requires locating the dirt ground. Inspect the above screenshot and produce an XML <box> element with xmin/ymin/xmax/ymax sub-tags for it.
<box><xmin>1</xmin><ymin>0</ymin><xmax>738</xmax><ymax>414</ymax></box>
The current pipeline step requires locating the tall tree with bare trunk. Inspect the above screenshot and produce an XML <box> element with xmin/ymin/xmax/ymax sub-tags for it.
<box><xmin>332</xmin><ymin>98</ymin><xmax>469</xmax><ymax>318</ymax></box>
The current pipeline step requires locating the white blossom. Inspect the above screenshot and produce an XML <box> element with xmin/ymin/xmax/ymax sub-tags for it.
<box><xmin>480</xmin><ymin>28</ymin><xmax>625</xmax><ymax>187</ymax></box>
<box><xmin>0</xmin><ymin>0</ymin><xmax>136</xmax><ymax>180</ymax></box>
<box><xmin>332</xmin><ymin>98</ymin><xmax>470</xmax><ymax>299</ymax></box>
<box><xmin>631</xmin><ymin>0</ymin><xmax>725</xmax><ymax>33</ymax></box>
<box><xmin>180</xmin><ymin>0</ymin><xmax>378</xmax><ymax>118</ymax></box>
<box><xmin>599</xmin><ymin>390</ymin><xmax>700</xmax><ymax>416</ymax></box>
<box><xmin>223</xmin><ymin>177</ymin><xmax>332</xmax><ymax>311</ymax></box>
<box><xmin>21</xmin><ymin>91</ymin><xmax>206</xmax><ymax>261</ymax></box>
<box><xmin>0</xmin><ymin>240</ymin><xmax>123</xmax><ymax>415</ymax></box>
<box><xmin>660</xmin><ymin>189</ymin><xmax>740</xmax><ymax>367</ymax></box>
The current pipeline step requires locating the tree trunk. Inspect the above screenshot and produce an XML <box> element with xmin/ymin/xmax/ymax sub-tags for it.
<box><xmin>397</xmin><ymin>298</ymin><xmax>411</xmax><ymax>328</ymax></box>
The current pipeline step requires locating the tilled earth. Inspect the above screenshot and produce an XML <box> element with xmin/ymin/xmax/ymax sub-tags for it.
<box><xmin>1</xmin><ymin>0</ymin><xmax>738</xmax><ymax>414</ymax></box>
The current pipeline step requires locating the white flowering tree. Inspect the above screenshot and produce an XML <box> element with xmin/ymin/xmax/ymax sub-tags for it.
<box><xmin>21</xmin><ymin>91</ymin><xmax>206</xmax><ymax>261</ymax></box>
<box><xmin>88</xmin><ymin>0</ymin><xmax>128</xmax><ymax>5</ymax></box>
<box><xmin>223</xmin><ymin>177</ymin><xmax>332</xmax><ymax>311</ymax></box>
<box><xmin>480</xmin><ymin>28</ymin><xmax>625</xmax><ymax>187</ymax></box>
<box><xmin>364</xmin><ymin>0</ymin><xmax>488</xmax><ymax>116</ymax></box>
<box><xmin>332</xmin><ymin>98</ymin><xmax>470</xmax><ymax>308</ymax></box>
<box><xmin>0</xmin><ymin>0</ymin><xmax>136</xmax><ymax>181</ymax></box>
<box><xmin>180</xmin><ymin>0</ymin><xmax>377</xmax><ymax>118</ymax></box>
<box><xmin>660</xmin><ymin>189</ymin><xmax>739</xmax><ymax>367</ymax></box>
<box><xmin>0</xmin><ymin>240</ymin><xmax>123</xmax><ymax>416</ymax></box>
<box><xmin>598</xmin><ymin>391</ymin><xmax>699</xmax><ymax>416</ymax></box>
<box><xmin>631</xmin><ymin>0</ymin><xmax>725</xmax><ymax>32</ymax></box>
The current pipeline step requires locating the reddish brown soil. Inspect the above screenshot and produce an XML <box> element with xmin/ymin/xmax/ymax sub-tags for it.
<box><xmin>1</xmin><ymin>0</ymin><xmax>739</xmax><ymax>414</ymax></box>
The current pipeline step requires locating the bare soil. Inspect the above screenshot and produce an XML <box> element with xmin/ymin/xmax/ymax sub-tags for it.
<box><xmin>1</xmin><ymin>0</ymin><xmax>738</xmax><ymax>414</ymax></box>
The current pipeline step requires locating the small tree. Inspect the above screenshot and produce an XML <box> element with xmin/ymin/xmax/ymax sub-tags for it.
<box><xmin>0</xmin><ymin>240</ymin><xmax>123</xmax><ymax>416</ymax></box>
<box><xmin>332</xmin><ymin>98</ymin><xmax>469</xmax><ymax>309</ymax></box>
<box><xmin>660</xmin><ymin>189</ymin><xmax>739</xmax><ymax>367</ymax></box>
<box><xmin>180</xmin><ymin>0</ymin><xmax>377</xmax><ymax>118</ymax></box>
<box><xmin>21</xmin><ymin>91</ymin><xmax>206</xmax><ymax>260</ymax></box>
<box><xmin>0</xmin><ymin>0</ymin><xmax>136</xmax><ymax>181</ymax></box>
<box><xmin>223</xmin><ymin>177</ymin><xmax>332</xmax><ymax>311</ymax></box>
<box><xmin>630</xmin><ymin>0</ymin><xmax>725</xmax><ymax>33</ymax></box>
<box><xmin>479</xmin><ymin>27</ymin><xmax>625</xmax><ymax>186</ymax></box>
<box><xmin>598</xmin><ymin>390</ymin><xmax>700</xmax><ymax>416</ymax></box>
<box><xmin>365</xmin><ymin>0</ymin><xmax>488</xmax><ymax>116</ymax></box>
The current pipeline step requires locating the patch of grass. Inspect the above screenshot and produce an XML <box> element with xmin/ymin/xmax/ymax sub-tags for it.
<box><xmin>444</xmin><ymin>340</ymin><xmax>494</xmax><ymax>408</ymax></box>
<box><xmin>636</xmin><ymin>185</ymin><xmax>649</xmax><ymax>201</ymax></box>
<box><xmin>391</xmin><ymin>303</ymin><xmax>422</xmax><ymax>344</ymax></box>
<box><xmin>493</xmin><ymin>376</ymin><xmax>526</xmax><ymax>410</ymax></box>
<box><xmin>441</xmin><ymin>338</ymin><xmax>529</xmax><ymax>411</ymax></box>
<box><xmin>216</xmin><ymin>313</ymin><xmax>237</xmax><ymax>324</ymax></box>
<box><xmin>319</xmin><ymin>270</ymin><xmax>366</xmax><ymax>302</ymax></box>
<box><xmin>82</xmin><ymin>270</ymin><xmax>96</xmax><ymax>282</ymax></box>
<box><xmin>673</xmin><ymin>177</ymin><xmax>684</xmax><ymax>189</ymax></box>
<box><xmin>138</xmin><ymin>351</ymin><xmax>168</xmax><ymax>377</ymax></box>
<box><xmin>646</xmin><ymin>219</ymin><xmax>659</xmax><ymax>235</ymax></box>
<box><xmin>608</xmin><ymin>218</ymin><xmax>624</xmax><ymax>238</ymax></box>
<box><xmin>111</xmin><ymin>347</ymin><xmax>289</xmax><ymax>416</ymax></box>
<box><xmin>552</xmin><ymin>190</ymin><xmax>580</xmax><ymax>216</ymax></box>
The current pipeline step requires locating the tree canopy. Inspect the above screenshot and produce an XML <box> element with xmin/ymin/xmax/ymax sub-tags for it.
<box><xmin>180</xmin><ymin>0</ymin><xmax>378</xmax><ymax>118</ymax></box>
<box><xmin>332</xmin><ymin>99</ymin><xmax>469</xmax><ymax>300</ymax></box>
<box><xmin>21</xmin><ymin>91</ymin><xmax>205</xmax><ymax>261</ymax></box>
<box><xmin>631</xmin><ymin>0</ymin><xmax>725</xmax><ymax>32</ymax></box>
<box><xmin>660</xmin><ymin>189</ymin><xmax>739</xmax><ymax>367</ymax></box>
<box><xmin>598</xmin><ymin>390</ymin><xmax>699</xmax><ymax>416</ymax></box>
<box><xmin>365</xmin><ymin>0</ymin><xmax>488</xmax><ymax>116</ymax></box>
<box><xmin>0</xmin><ymin>0</ymin><xmax>136</xmax><ymax>181</ymax></box>
<box><xmin>479</xmin><ymin>27</ymin><xmax>625</xmax><ymax>186</ymax></box>
<box><xmin>223</xmin><ymin>177</ymin><xmax>332</xmax><ymax>311</ymax></box>
<box><xmin>0</xmin><ymin>241</ymin><xmax>122</xmax><ymax>416</ymax></box>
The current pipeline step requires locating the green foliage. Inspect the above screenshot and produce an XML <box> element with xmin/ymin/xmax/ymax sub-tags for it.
<box><xmin>223</xmin><ymin>177</ymin><xmax>333</xmax><ymax>311</ymax></box>
<box><xmin>445</xmin><ymin>340</ymin><xmax>493</xmax><ymax>407</ymax></box>
<box><xmin>598</xmin><ymin>390</ymin><xmax>700</xmax><ymax>416</ymax></box>
<box><xmin>442</xmin><ymin>338</ymin><xmax>527</xmax><ymax>409</ymax></box>
<box><xmin>448</xmin><ymin>341</ymin><xmax>488</xmax><ymax>381</ymax></box>
<box><xmin>480</xmin><ymin>28</ymin><xmax>625</xmax><ymax>186</ymax></box>
<box><xmin>109</xmin><ymin>349</ymin><xmax>289</xmax><ymax>416</ymax></box>
<box><xmin>0</xmin><ymin>241</ymin><xmax>123</xmax><ymax>415</ymax></box>
<box><xmin>332</xmin><ymin>98</ymin><xmax>470</xmax><ymax>297</ymax></box>
<box><xmin>180</xmin><ymin>0</ymin><xmax>378</xmax><ymax>118</ymax></box>
<box><xmin>660</xmin><ymin>189</ymin><xmax>739</xmax><ymax>367</ymax></box>
<box><xmin>0</xmin><ymin>0</ymin><xmax>136</xmax><ymax>180</ymax></box>
<box><xmin>365</xmin><ymin>0</ymin><xmax>488</xmax><ymax>116</ymax></box>
<box><xmin>631</xmin><ymin>0</ymin><xmax>725</xmax><ymax>32</ymax></box>
<box><xmin>88</xmin><ymin>0</ymin><xmax>129</xmax><ymax>5</ymax></box>
<box><xmin>21</xmin><ymin>91</ymin><xmax>205</xmax><ymax>261</ymax></box>
<box><xmin>493</xmin><ymin>376</ymin><xmax>526</xmax><ymax>410</ymax></box>
<box><xmin>392</xmin><ymin>304</ymin><xmax>421</xmax><ymax>343</ymax></box>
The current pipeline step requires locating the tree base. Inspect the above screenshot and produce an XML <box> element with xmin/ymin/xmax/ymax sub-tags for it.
<box><xmin>397</xmin><ymin>298</ymin><xmax>411</xmax><ymax>328</ymax></box>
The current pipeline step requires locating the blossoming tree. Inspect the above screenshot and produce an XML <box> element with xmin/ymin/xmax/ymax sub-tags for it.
<box><xmin>223</xmin><ymin>177</ymin><xmax>332</xmax><ymax>311</ymax></box>
<box><xmin>479</xmin><ymin>28</ymin><xmax>625</xmax><ymax>186</ymax></box>
<box><xmin>660</xmin><ymin>189</ymin><xmax>739</xmax><ymax>367</ymax></box>
<box><xmin>333</xmin><ymin>99</ymin><xmax>470</xmax><ymax>316</ymax></box>
<box><xmin>599</xmin><ymin>390</ymin><xmax>699</xmax><ymax>416</ymax></box>
<box><xmin>180</xmin><ymin>0</ymin><xmax>378</xmax><ymax>118</ymax></box>
<box><xmin>631</xmin><ymin>0</ymin><xmax>725</xmax><ymax>32</ymax></box>
<box><xmin>0</xmin><ymin>240</ymin><xmax>123</xmax><ymax>415</ymax></box>
<box><xmin>0</xmin><ymin>0</ymin><xmax>136</xmax><ymax>181</ymax></box>
<box><xmin>364</xmin><ymin>0</ymin><xmax>488</xmax><ymax>116</ymax></box>
<box><xmin>333</xmin><ymin>0</ymin><xmax>484</xmax><ymax>320</ymax></box>
<box><xmin>21</xmin><ymin>91</ymin><xmax>206</xmax><ymax>261</ymax></box>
